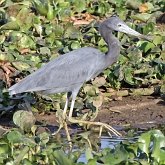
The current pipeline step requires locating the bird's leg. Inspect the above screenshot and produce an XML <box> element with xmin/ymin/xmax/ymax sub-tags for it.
<box><xmin>52</xmin><ymin>92</ymin><xmax>71</xmax><ymax>136</ymax></box>
<box><xmin>63</xmin><ymin>121</ymin><xmax>72</xmax><ymax>149</ymax></box>
<box><xmin>52</xmin><ymin>119</ymin><xmax>72</xmax><ymax>147</ymax></box>
<box><xmin>63</xmin><ymin>92</ymin><xmax>72</xmax><ymax>119</ymax></box>
<box><xmin>68</xmin><ymin>97</ymin><xmax>121</xmax><ymax>137</ymax></box>
<box><xmin>68</xmin><ymin>96</ymin><xmax>76</xmax><ymax>119</ymax></box>
<box><xmin>62</xmin><ymin>92</ymin><xmax>72</xmax><ymax>144</ymax></box>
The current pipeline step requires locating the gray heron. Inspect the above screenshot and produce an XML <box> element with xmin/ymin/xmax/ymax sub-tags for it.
<box><xmin>9</xmin><ymin>16</ymin><xmax>148</xmax><ymax>138</ymax></box>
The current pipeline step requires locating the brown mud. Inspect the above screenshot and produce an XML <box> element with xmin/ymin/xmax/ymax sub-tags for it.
<box><xmin>28</xmin><ymin>96</ymin><xmax>165</xmax><ymax>135</ymax></box>
<box><xmin>97</xmin><ymin>96</ymin><xmax>165</xmax><ymax>131</ymax></box>
<box><xmin>0</xmin><ymin>96</ymin><xmax>165</xmax><ymax>135</ymax></box>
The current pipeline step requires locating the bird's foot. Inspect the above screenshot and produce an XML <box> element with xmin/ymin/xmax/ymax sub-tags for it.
<box><xmin>52</xmin><ymin>110</ymin><xmax>71</xmax><ymax>145</ymax></box>
<box><xmin>52</xmin><ymin>109</ymin><xmax>65</xmax><ymax>135</ymax></box>
<box><xmin>52</xmin><ymin>119</ymin><xmax>72</xmax><ymax>149</ymax></box>
<box><xmin>68</xmin><ymin>117</ymin><xmax>121</xmax><ymax>137</ymax></box>
<box><xmin>52</xmin><ymin>124</ymin><xmax>63</xmax><ymax>136</ymax></box>
<box><xmin>62</xmin><ymin>112</ymin><xmax>67</xmax><ymax>121</ymax></box>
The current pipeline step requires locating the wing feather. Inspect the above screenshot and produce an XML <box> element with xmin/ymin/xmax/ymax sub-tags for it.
<box><xmin>9</xmin><ymin>47</ymin><xmax>104</xmax><ymax>95</ymax></box>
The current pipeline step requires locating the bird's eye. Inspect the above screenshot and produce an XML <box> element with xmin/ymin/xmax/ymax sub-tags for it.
<box><xmin>118</xmin><ymin>24</ymin><xmax>122</xmax><ymax>27</ymax></box>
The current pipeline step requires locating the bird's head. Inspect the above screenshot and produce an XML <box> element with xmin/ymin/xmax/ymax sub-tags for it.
<box><xmin>100</xmin><ymin>15</ymin><xmax>150</xmax><ymax>40</ymax></box>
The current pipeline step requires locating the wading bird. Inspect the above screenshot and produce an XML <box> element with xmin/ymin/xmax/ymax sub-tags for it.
<box><xmin>9</xmin><ymin>16</ymin><xmax>148</xmax><ymax>138</ymax></box>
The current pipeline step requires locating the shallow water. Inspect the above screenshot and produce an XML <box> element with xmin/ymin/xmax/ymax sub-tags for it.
<box><xmin>77</xmin><ymin>135</ymin><xmax>138</xmax><ymax>163</ymax></box>
<box><xmin>78</xmin><ymin>136</ymin><xmax>119</xmax><ymax>163</ymax></box>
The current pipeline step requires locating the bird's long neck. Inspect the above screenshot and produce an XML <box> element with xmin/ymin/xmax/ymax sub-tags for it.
<box><xmin>105</xmin><ymin>32</ymin><xmax>121</xmax><ymax>65</ymax></box>
<box><xmin>99</xmin><ymin>24</ymin><xmax>121</xmax><ymax>67</ymax></box>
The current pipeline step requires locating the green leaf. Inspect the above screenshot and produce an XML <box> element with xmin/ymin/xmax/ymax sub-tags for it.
<box><xmin>153</xmin><ymin>35</ymin><xmax>163</xmax><ymax>45</ymax></box>
<box><xmin>124</xmin><ymin>67</ymin><xmax>135</xmax><ymax>85</ymax></box>
<box><xmin>83</xmin><ymin>85</ymin><xmax>97</xmax><ymax>96</ymax></box>
<box><xmin>12</xmin><ymin>61</ymin><xmax>30</xmax><ymax>71</ymax></box>
<box><xmin>85</xmin><ymin>147</ymin><xmax>93</xmax><ymax>161</ymax></box>
<box><xmin>73</xmin><ymin>0</ymin><xmax>86</xmax><ymax>13</ymax></box>
<box><xmin>38</xmin><ymin>132</ymin><xmax>49</xmax><ymax>145</ymax></box>
<box><xmin>127</xmin><ymin>49</ymin><xmax>143</xmax><ymax>64</ymax></box>
<box><xmin>0</xmin><ymin>139</ymin><xmax>10</xmax><ymax>155</ymax></box>
<box><xmin>16</xmin><ymin>6</ymin><xmax>33</xmax><ymax>31</ymax></box>
<box><xmin>101</xmin><ymin>145</ymin><xmax>128</xmax><ymax>165</ymax></box>
<box><xmin>18</xmin><ymin>34</ymin><xmax>36</xmax><ymax>49</ymax></box>
<box><xmin>47</xmin><ymin>2</ymin><xmax>55</xmax><ymax>20</ymax></box>
<box><xmin>64</xmin><ymin>25</ymin><xmax>81</xmax><ymax>39</ymax></box>
<box><xmin>7</xmin><ymin>130</ymin><xmax>23</xmax><ymax>144</ymax></box>
<box><xmin>125</xmin><ymin>0</ymin><xmax>141</xmax><ymax>9</ymax></box>
<box><xmin>137</xmin><ymin>41</ymin><xmax>155</xmax><ymax>53</ymax></box>
<box><xmin>32</xmin><ymin>0</ymin><xmax>48</xmax><ymax>16</ymax></box>
<box><xmin>87</xmin><ymin>158</ymin><xmax>98</xmax><ymax>165</ymax></box>
<box><xmin>53</xmin><ymin>150</ymin><xmax>74</xmax><ymax>165</ymax></box>
<box><xmin>0</xmin><ymin>53</ymin><xmax>14</xmax><ymax>61</ymax></box>
<box><xmin>13</xmin><ymin>110</ymin><xmax>36</xmax><ymax>132</ymax></box>
<box><xmin>0</xmin><ymin>34</ymin><xmax>5</xmax><ymax>44</ymax></box>
<box><xmin>131</xmin><ymin>13</ymin><xmax>152</xmax><ymax>22</ymax></box>
<box><xmin>138</xmin><ymin>131</ymin><xmax>151</xmax><ymax>157</ymax></box>
<box><xmin>39</xmin><ymin>47</ymin><xmax>51</xmax><ymax>56</ymax></box>
<box><xmin>0</xmin><ymin>21</ymin><xmax>20</xmax><ymax>30</ymax></box>
<box><xmin>143</xmin><ymin>22</ymin><xmax>155</xmax><ymax>35</ymax></box>
<box><xmin>70</xmin><ymin>41</ymin><xmax>81</xmax><ymax>50</ymax></box>
<box><xmin>152</xmin><ymin>136</ymin><xmax>165</xmax><ymax>163</ymax></box>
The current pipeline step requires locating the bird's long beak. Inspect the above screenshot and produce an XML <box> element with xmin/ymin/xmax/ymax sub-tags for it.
<box><xmin>120</xmin><ymin>24</ymin><xmax>151</xmax><ymax>41</ymax></box>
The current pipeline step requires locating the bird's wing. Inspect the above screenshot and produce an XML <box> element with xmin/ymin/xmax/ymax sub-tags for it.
<box><xmin>9</xmin><ymin>47</ymin><xmax>104</xmax><ymax>95</ymax></box>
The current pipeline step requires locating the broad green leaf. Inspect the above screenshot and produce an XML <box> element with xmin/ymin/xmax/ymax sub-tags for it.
<box><xmin>127</xmin><ymin>49</ymin><xmax>143</xmax><ymax>63</ymax></box>
<box><xmin>0</xmin><ymin>21</ymin><xmax>20</xmax><ymax>30</ymax></box>
<box><xmin>70</xmin><ymin>41</ymin><xmax>81</xmax><ymax>50</ymax></box>
<box><xmin>150</xmin><ymin>130</ymin><xmax>165</xmax><ymax>163</ymax></box>
<box><xmin>161</xmin><ymin>51</ymin><xmax>165</xmax><ymax>61</ymax></box>
<box><xmin>16</xmin><ymin>6</ymin><xmax>33</xmax><ymax>31</ymax></box>
<box><xmin>124</xmin><ymin>67</ymin><xmax>135</xmax><ymax>85</ymax></box>
<box><xmin>153</xmin><ymin>35</ymin><xmax>163</xmax><ymax>45</ymax></box>
<box><xmin>152</xmin><ymin>136</ymin><xmax>165</xmax><ymax>163</ymax></box>
<box><xmin>131</xmin><ymin>13</ymin><xmax>152</xmax><ymax>22</ymax></box>
<box><xmin>54</xmin><ymin>25</ymin><xmax>64</xmax><ymax>37</ymax></box>
<box><xmin>0</xmin><ymin>53</ymin><xmax>14</xmax><ymax>61</ymax></box>
<box><xmin>7</xmin><ymin>130</ymin><xmax>23</xmax><ymax>144</ymax></box>
<box><xmin>13</xmin><ymin>110</ymin><xmax>36</xmax><ymax>132</ymax></box>
<box><xmin>143</xmin><ymin>22</ymin><xmax>155</xmax><ymax>35</ymax></box>
<box><xmin>93</xmin><ymin>95</ymin><xmax>103</xmax><ymax>108</ymax></box>
<box><xmin>22</xmin><ymin>159</ymin><xmax>33</xmax><ymax>165</ymax></box>
<box><xmin>33</xmin><ymin>24</ymin><xmax>42</xmax><ymax>35</ymax></box>
<box><xmin>85</xmin><ymin>147</ymin><xmax>93</xmax><ymax>161</ymax></box>
<box><xmin>39</xmin><ymin>47</ymin><xmax>51</xmax><ymax>56</ymax></box>
<box><xmin>18</xmin><ymin>34</ymin><xmax>36</xmax><ymax>49</ymax></box>
<box><xmin>12</xmin><ymin>61</ymin><xmax>30</xmax><ymax>71</ymax></box>
<box><xmin>101</xmin><ymin>145</ymin><xmax>128</xmax><ymax>164</ymax></box>
<box><xmin>138</xmin><ymin>131</ymin><xmax>151</xmax><ymax>157</ymax></box>
<box><xmin>84</xmin><ymin>85</ymin><xmax>97</xmax><ymax>96</ymax></box>
<box><xmin>47</xmin><ymin>2</ymin><xmax>55</xmax><ymax>20</ymax></box>
<box><xmin>125</xmin><ymin>0</ymin><xmax>141</xmax><ymax>9</ymax></box>
<box><xmin>22</xmin><ymin>138</ymin><xmax>36</xmax><ymax>147</ymax></box>
<box><xmin>87</xmin><ymin>158</ymin><xmax>98</xmax><ymax>165</ymax></box>
<box><xmin>64</xmin><ymin>25</ymin><xmax>81</xmax><ymax>39</ymax></box>
<box><xmin>92</xmin><ymin>77</ymin><xmax>106</xmax><ymax>87</ymax></box>
<box><xmin>53</xmin><ymin>150</ymin><xmax>73</xmax><ymax>165</ymax></box>
<box><xmin>32</xmin><ymin>0</ymin><xmax>48</xmax><ymax>16</ymax></box>
<box><xmin>0</xmin><ymin>144</ymin><xmax>10</xmax><ymax>155</ymax></box>
<box><xmin>0</xmin><ymin>35</ymin><xmax>5</xmax><ymax>44</ymax></box>
<box><xmin>137</xmin><ymin>41</ymin><xmax>155</xmax><ymax>53</ymax></box>
<box><xmin>73</xmin><ymin>0</ymin><xmax>86</xmax><ymax>13</ymax></box>
<box><xmin>38</xmin><ymin>132</ymin><xmax>49</xmax><ymax>145</ymax></box>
